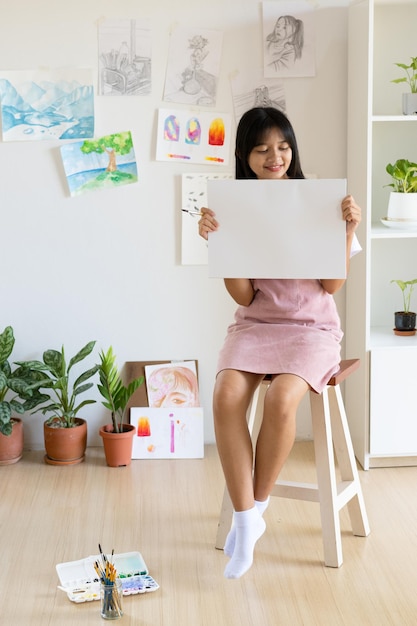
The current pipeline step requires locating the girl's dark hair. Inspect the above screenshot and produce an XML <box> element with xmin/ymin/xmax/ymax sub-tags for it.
<box><xmin>235</xmin><ymin>107</ymin><xmax>305</xmax><ymax>180</ymax></box>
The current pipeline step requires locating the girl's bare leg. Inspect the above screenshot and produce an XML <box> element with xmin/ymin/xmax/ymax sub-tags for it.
<box><xmin>213</xmin><ymin>370</ymin><xmax>308</xmax><ymax>578</ymax></box>
<box><xmin>253</xmin><ymin>374</ymin><xmax>309</xmax><ymax>501</ymax></box>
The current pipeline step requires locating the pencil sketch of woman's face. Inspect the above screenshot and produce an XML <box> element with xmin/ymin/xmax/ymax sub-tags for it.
<box><xmin>273</xmin><ymin>16</ymin><xmax>296</xmax><ymax>41</ymax></box>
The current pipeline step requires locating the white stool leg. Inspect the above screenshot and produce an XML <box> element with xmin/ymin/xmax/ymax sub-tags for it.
<box><xmin>310</xmin><ymin>387</ymin><xmax>343</xmax><ymax>567</ymax></box>
<box><xmin>328</xmin><ymin>385</ymin><xmax>370</xmax><ymax>537</ymax></box>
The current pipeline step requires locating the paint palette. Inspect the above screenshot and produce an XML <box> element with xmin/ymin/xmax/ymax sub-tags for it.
<box><xmin>56</xmin><ymin>551</ymin><xmax>159</xmax><ymax>603</ymax></box>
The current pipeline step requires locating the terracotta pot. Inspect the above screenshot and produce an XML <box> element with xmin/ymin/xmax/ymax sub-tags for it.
<box><xmin>99</xmin><ymin>424</ymin><xmax>136</xmax><ymax>467</ymax></box>
<box><xmin>0</xmin><ymin>418</ymin><xmax>24</xmax><ymax>465</ymax></box>
<box><xmin>43</xmin><ymin>418</ymin><xmax>87</xmax><ymax>466</ymax></box>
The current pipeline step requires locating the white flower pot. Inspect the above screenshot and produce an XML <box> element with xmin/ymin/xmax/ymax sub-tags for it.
<box><xmin>402</xmin><ymin>93</ymin><xmax>417</xmax><ymax>115</ymax></box>
<box><xmin>387</xmin><ymin>191</ymin><xmax>417</xmax><ymax>220</ymax></box>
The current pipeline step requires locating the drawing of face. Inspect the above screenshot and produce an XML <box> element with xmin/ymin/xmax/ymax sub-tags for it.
<box><xmin>248</xmin><ymin>127</ymin><xmax>292</xmax><ymax>180</ymax></box>
<box><xmin>273</xmin><ymin>16</ymin><xmax>296</xmax><ymax>41</ymax></box>
<box><xmin>148</xmin><ymin>366</ymin><xmax>200</xmax><ymax>408</ymax></box>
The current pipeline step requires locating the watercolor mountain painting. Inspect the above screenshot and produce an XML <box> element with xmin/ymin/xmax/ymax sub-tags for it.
<box><xmin>0</xmin><ymin>69</ymin><xmax>94</xmax><ymax>141</ymax></box>
<box><xmin>60</xmin><ymin>131</ymin><xmax>138</xmax><ymax>196</ymax></box>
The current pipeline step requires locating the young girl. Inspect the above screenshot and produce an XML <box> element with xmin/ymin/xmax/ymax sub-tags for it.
<box><xmin>199</xmin><ymin>107</ymin><xmax>361</xmax><ymax>579</ymax></box>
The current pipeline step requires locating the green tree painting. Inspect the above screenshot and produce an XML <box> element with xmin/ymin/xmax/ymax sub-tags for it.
<box><xmin>60</xmin><ymin>131</ymin><xmax>138</xmax><ymax>196</ymax></box>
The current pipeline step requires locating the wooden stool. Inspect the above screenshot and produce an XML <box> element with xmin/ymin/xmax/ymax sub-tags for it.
<box><xmin>215</xmin><ymin>359</ymin><xmax>370</xmax><ymax>567</ymax></box>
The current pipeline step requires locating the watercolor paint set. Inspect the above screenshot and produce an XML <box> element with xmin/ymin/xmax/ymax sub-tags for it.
<box><xmin>56</xmin><ymin>551</ymin><xmax>159</xmax><ymax>603</ymax></box>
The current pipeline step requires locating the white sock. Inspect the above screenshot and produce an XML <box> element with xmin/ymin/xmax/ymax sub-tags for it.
<box><xmin>224</xmin><ymin>497</ymin><xmax>270</xmax><ymax>557</ymax></box>
<box><xmin>223</xmin><ymin>506</ymin><xmax>266</xmax><ymax>579</ymax></box>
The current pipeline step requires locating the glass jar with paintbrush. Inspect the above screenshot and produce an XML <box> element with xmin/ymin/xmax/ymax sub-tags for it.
<box><xmin>95</xmin><ymin>545</ymin><xmax>123</xmax><ymax>620</ymax></box>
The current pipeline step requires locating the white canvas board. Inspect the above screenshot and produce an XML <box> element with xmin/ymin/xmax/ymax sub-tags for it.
<box><xmin>207</xmin><ymin>179</ymin><xmax>347</xmax><ymax>279</ymax></box>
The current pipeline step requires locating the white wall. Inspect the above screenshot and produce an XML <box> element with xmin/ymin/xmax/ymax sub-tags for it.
<box><xmin>0</xmin><ymin>0</ymin><xmax>349</xmax><ymax>449</ymax></box>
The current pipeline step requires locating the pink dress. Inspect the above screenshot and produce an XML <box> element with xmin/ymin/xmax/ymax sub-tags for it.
<box><xmin>217</xmin><ymin>279</ymin><xmax>343</xmax><ymax>393</ymax></box>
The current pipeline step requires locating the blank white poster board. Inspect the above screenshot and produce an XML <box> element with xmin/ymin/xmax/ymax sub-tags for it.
<box><xmin>207</xmin><ymin>179</ymin><xmax>347</xmax><ymax>278</ymax></box>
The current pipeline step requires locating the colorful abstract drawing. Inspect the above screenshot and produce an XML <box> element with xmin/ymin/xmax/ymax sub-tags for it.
<box><xmin>156</xmin><ymin>108</ymin><xmax>231</xmax><ymax>165</ymax></box>
<box><xmin>137</xmin><ymin>417</ymin><xmax>151</xmax><ymax>437</ymax></box>
<box><xmin>185</xmin><ymin>117</ymin><xmax>201</xmax><ymax>145</ymax></box>
<box><xmin>130</xmin><ymin>407</ymin><xmax>204</xmax><ymax>459</ymax></box>
<box><xmin>208</xmin><ymin>118</ymin><xmax>225</xmax><ymax>146</ymax></box>
<box><xmin>60</xmin><ymin>130</ymin><xmax>138</xmax><ymax>196</ymax></box>
<box><xmin>0</xmin><ymin>68</ymin><xmax>94</xmax><ymax>142</ymax></box>
<box><xmin>164</xmin><ymin>115</ymin><xmax>180</xmax><ymax>141</ymax></box>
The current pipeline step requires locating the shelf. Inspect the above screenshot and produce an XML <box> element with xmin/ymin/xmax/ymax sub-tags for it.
<box><xmin>370</xmin><ymin>326</ymin><xmax>417</xmax><ymax>349</ymax></box>
<box><xmin>372</xmin><ymin>115</ymin><xmax>417</xmax><ymax>122</ymax></box>
<box><xmin>371</xmin><ymin>223</ymin><xmax>417</xmax><ymax>238</ymax></box>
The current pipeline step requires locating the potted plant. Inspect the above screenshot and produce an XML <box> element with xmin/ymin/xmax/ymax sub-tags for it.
<box><xmin>97</xmin><ymin>346</ymin><xmax>144</xmax><ymax>467</ymax></box>
<box><xmin>384</xmin><ymin>159</ymin><xmax>417</xmax><ymax>225</ymax></box>
<box><xmin>391</xmin><ymin>56</ymin><xmax>417</xmax><ymax>115</ymax></box>
<box><xmin>19</xmin><ymin>341</ymin><xmax>99</xmax><ymax>465</ymax></box>
<box><xmin>0</xmin><ymin>326</ymin><xmax>45</xmax><ymax>464</ymax></box>
<box><xmin>390</xmin><ymin>279</ymin><xmax>417</xmax><ymax>335</ymax></box>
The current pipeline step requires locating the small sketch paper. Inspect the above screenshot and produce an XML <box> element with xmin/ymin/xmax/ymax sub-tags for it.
<box><xmin>156</xmin><ymin>108</ymin><xmax>231</xmax><ymax>165</ymax></box>
<box><xmin>182</xmin><ymin>172</ymin><xmax>233</xmax><ymax>265</ymax></box>
<box><xmin>131</xmin><ymin>407</ymin><xmax>204</xmax><ymax>459</ymax></box>
<box><xmin>262</xmin><ymin>1</ymin><xmax>315</xmax><ymax>78</ymax></box>
<box><xmin>230</xmin><ymin>69</ymin><xmax>286</xmax><ymax>124</ymax></box>
<box><xmin>60</xmin><ymin>131</ymin><xmax>138</xmax><ymax>196</ymax></box>
<box><xmin>98</xmin><ymin>18</ymin><xmax>151</xmax><ymax>96</ymax></box>
<box><xmin>207</xmin><ymin>179</ymin><xmax>347</xmax><ymax>279</ymax></box>
<box><xmin>145</xmin><ymin>361</ymin><xmax>200</xmax><ymax>408</ymax></box>
<box><xmin>0</xmin><ymin>68</ymin><xmax>94</xmax><ymax>141</ymax></box>
<box><xmin>163</xmin><ymin>27</ymin><xmax>223</xmax><ymax>106</ymax></box>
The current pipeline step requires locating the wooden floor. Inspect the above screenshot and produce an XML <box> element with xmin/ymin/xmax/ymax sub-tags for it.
<box><xmin>1</xmin><ymin>442</ymin><xmax>417</xmax><ymax>626</ymax></box>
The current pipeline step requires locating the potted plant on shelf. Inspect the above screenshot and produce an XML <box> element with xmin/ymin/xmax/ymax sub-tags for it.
<box><xmin>390</xmin><ymin>279</ymin><xmax>417</xmax><ymax>335</ymax></box>
<box><xmin>383</xmin><ymin>159</ymin><xmax>417</xmax><ymax>226</ymax></box>
<box><xmin>97</xmin><ymin>346</ymin><xmax>144</xmax><ymax>467</ymax></box>
<box><xmin>0</xmin><ymin>326</ymin><xmax>45</xmax><ymax>465</ymax></box>
<box><xmin>391</xmin><ymin>56</ymin><xmax>417</xmax><ymax>115</ymax></box>
<box><xmin>19</xmin><ymin>341</ymin><xmax>99</xmax><ymax>465</ymax></box>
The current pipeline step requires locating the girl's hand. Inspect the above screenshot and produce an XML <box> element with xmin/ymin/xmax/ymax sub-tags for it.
<box><xmin>198</xmin><ymin>208</ymin><xmax>218</xmax><ymax>240</ymax></box>
<box><xmin>342</xmin><ymin>195</ymin><xmax>361</xmax><ymax>235</ymax></box>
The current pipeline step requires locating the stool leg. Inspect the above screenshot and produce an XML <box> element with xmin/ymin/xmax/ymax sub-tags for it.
<box><xmin>310</xmin><ymin>388</ymin><xmax>343</xmax><ymax>567</ymax></box>
<box><xmin>328</xmin><ymin>386</ymin><xmax>370</xmax><ymax>537</ymax></box>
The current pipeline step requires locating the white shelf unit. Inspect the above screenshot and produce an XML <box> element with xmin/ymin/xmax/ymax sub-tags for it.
<box><xmin>346</xmin><ymin>0</ymin><xmax>417</xmax><ymax>469</ymax></box>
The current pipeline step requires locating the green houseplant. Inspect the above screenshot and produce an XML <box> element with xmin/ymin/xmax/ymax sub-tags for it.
<box><xmin>0</xmin><ymin>325</ymin><xmax>45</xmax><ymax>464</ymax></box>
<box><xmin>384</xmin><ymin>159</ymin><xmax>417</xmax><ymax>226</ymax></box>
<box><xmin>390</xmin><ymin>278</ymin><xmax>417</xmax><ymax>334</ymax></box>
<box><xmin>19</xmin><ymin>340</ymin><xmax>99</xmax><ymax>465</ymax></box>
<box><xmin>97</xmin><ymin>346</ymin><xmax>144</xmax><ymax>467</ymax></box>
<box><xmin>391</xmin><ymin>56</ymin><xmax>417</xmax><ymax>114</ymax></box>
<box><xmin>385</xmin><ymin>159</ymin><xmax>417</xmax><ymax>193</ymax></box>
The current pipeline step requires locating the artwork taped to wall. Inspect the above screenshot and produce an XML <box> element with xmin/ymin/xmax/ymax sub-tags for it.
<box><xmin>145</xmin><ymin>360</ymin><xmax>200</xmax><ymax>408</ymax></box>
<box><xmin>60</xmin><ymin>130</ymin><xmax>138</xmax><ymax>196</ymax></box>
<box><xmin>98</xmin><ymin>18</ymin><xmax>151</xmax><ymax>96</ymax></box>
<box><xmin>262</xmin><ymin>1</ymin><xmax>316</xmax><ymax>78</ymax></box>
<box><xmin>163</xmin><ymin>27</ymin><xmax>223</xmax><ymax>107</ymax></box>
<box><xmin>181</xmin><ymin>172</ymin><xmax>233</xmax><ymax>265</ymax></box>
<box><xmin>0</xmin><ymin>68</ymin><xmax>94</xmax><ymax>141</ymax></box>
<box><xmin>230</xmin><ymin>68</ymin><xmax>286</xmax><ymax>125</ymax></box>
<box><xmin>131</xmin><ymin>407</ymin><xmax>204</xmax><ymax>459</ymax></box>
<box><xmin>156</xmin><ymin>108</ymin><xmax>231</xmax><ymax>165</ymax></box>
